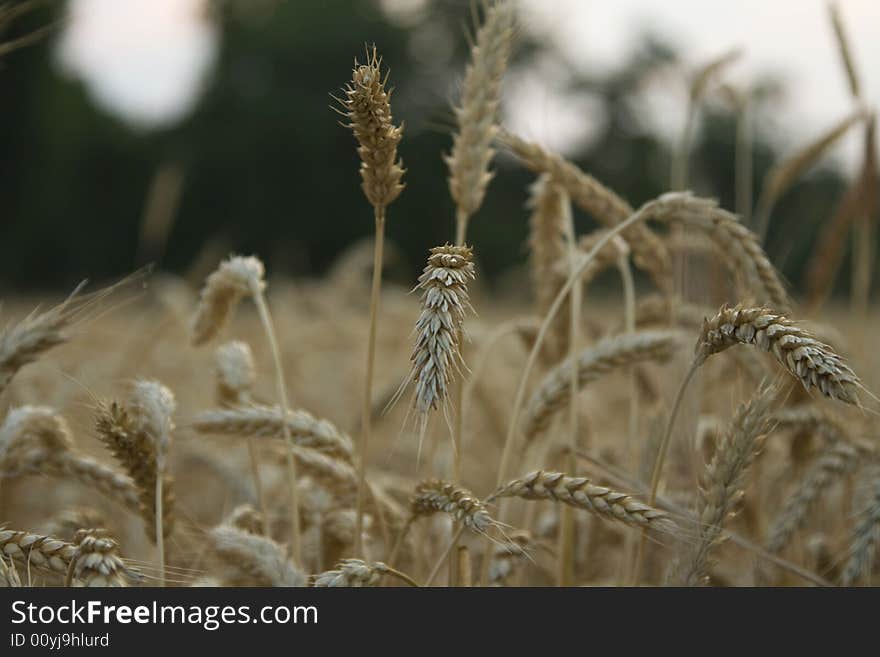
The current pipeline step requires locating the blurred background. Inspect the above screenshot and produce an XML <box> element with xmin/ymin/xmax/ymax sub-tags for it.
<box><xmin>0</xmin><ymin>0</ymin><xmax>876</xmax><ymax>299</ymax></box>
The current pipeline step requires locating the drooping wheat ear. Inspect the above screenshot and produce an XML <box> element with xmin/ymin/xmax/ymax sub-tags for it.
<box><xmin>528</xmin><ymin>174</ymin><xmax>570</xmax><ymax>361</ymax></box>
<box><xmin>766</xmin><ymin>441</ymin><xmax>861</xmax><ymax>555</ymax></box>
<box><xmin>208</xmin><ymin>525</ymin><xmax>305</xmax><ymax>587</ymax></box>
<box><xmin>226</xmin><ymin>504</ymin><xmax>265</xmax><ymax>535</ymax></box>
<box><xmin>694</xmin><ymin>304</ymin><xmax>864</xmax><ymax>405</ymax></box>
<box><xmin>65</xmin><ymin>529</ymin><xmax>129</xmax><ymax>587</ymax></box>
<box><xmin>2</xmin><ymin>450</ymin><xmax>142</xmax><ymax>519</ymax></box>
<box><xmin>269</xmin><ymin>443</ymin><xmax>358</xmax><ymax>492</ymax></box>
<box><xmin>0</xmin><ymin>281</ymin><xmax>94</xmax><ymax>395</ymax></box>
<box><xmin>499</xmin><ymin>129</ymin><xmax>672</xmax><ymax>292</ymax></box>
<box><xmin>670</xmin><ymin>383</ymin><xmax>777</xmax><ymax>586</ymax></box>
<box><xmin>0</xmin><ymin>406</ymin><xmax>142</xmax><ymax>517</ymax></box>
<box><xmin>191</xmin><ymin>255</ymin><xmax>265</xmax><ymax>345</ymax></box>
<box><xmin>648</xmin><ymin>192</ymin><xmax>790</xmax><ymax>313</ymax></box>
<box><xmin>215</xmin><ymin>340</ymin><xmax>256</xmax><ymax>407</ymax></box>
<box><xmin>446</xmin><ymin>0</ymin><xmax>515</xmax><ymax>241</ymax></box>
<box><xmin>841</xmin><ymin>465</ymin><xmax>880</xmax><ymax>586</ymax></box>
<box><xmin>43</xmin><ymin>508</ymin><xmax>108</xmax><ymax>543</ymax></box>
<box><xmin>488</xmin><ymin>470</ymin><xmax>675</xmax><ymax>533</ymax></box>
<box><xmin>311</xmin><ymin>558</ymin><xmax>418</xmax><ymax>587</ymax></box>
<box><xmin>404</xmin><ymin>245</ymin><xmax>476</xmax><ymax>424</ymax></box>
<box><xmin>410</xmin><ymin>480</ymin><xmax>494</xmax><ymax>534</ymax></box>
<box><xmin>0</xmin><ymin>404</ymin><xmax>74</xmax><ymax>463</ymax></box>
<box><xmin>192</xmin><ymin>405</ymin><xmax>354</xmax><ymax>461</ymax></box>
<box><xmin>337</xmin><ymin>45</ymin><xmax>405</xmax><ymax>211</ymax></box>
<box><xmin>95</xmin><ymin>393</ymin><xmax>175</xmax><ymax>543</ymax></box>
<box><xmin>0</xmin><ymin>527</ymin><xmax>76</xmax><ymax>576</ymax></box>
<box><xmin>522</xmin><ymin>330</ymin><xmax>679</xmax><ymax>442</ymax></box>
<box><xmin>755</xmin><ymin>108</ymin><xmax>866</xmax><ymax>242</ymax></box>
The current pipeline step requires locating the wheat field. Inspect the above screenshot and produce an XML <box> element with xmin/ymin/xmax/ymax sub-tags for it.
<box><xmin>1</xmin><ymin>0</ymin><xmax>879</xmax><ymax>588</ymax></box>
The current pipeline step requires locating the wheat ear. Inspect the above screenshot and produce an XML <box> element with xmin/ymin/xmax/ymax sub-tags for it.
<box><xmin>499</xmin><ymin>128</ymin><xmax>672</xmax><ymax>291</ymax></box>
<box><xmin>208</xmin><ymin>525</ymin><xmax>305</xmax><ymax>587</ymax></box>
<box><xmin>669</xmin><ymin>383</ymin><xmax>777</xmax><ymax>585</ymax></box>
<box><xmin>489</xmin><ymin>470</ymin><xmax>675</xmax><ymax>532</ymax></box>
<box><xmin>65</xmin><ymin>529</ymin><xmax>129</xmax><ymax>587</ymax></box>
<box><xmin>522</xmin><ymin>330</ymin><xmax>679</xmax><ymax>442</ymax></box>
<box><xmin>311</xmin><ymin>558</ymin><xmax>418</xmax><ymax>587</ymax></box>
<box><xmin>766</xmin><ymin>441</ymin><xmax>860</xmax><ymax>555</ymax></box>
<box><xmin>336</xmin><ymin>45</ymin><xmax>405</xmax><ymax>558</ymax></box>
<box><xmin>840</xmin><ymin>465</ymin><xmax>880</xmax><ymax>586</ymax></box>
<box><xmin>447</xmin><ymin>0</ymin><xmax>515</xmax><ymax>242</ymax></box>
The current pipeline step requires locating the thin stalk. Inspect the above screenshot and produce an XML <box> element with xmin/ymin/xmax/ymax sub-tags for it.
<box><xmin>426</xmin><ymin>524</ymin><xmax>466</xmax><ymax>587</ymax></box>
<box><xmin>356</xmin><ymin>206</ymin><xmax>386</xmax><ymax>558</ymax></box>
<box><xmin>557</xmin><ymin>203</ymin><xmax>580</xmax><ymax>586</ymax></box>
<box><xmin>617</xmin><ymin>251</ymin><xmax>639</xmax><ymax>585</ymax></box>
<box><xmin>245</xmin><ymin>437</ymin><xmax>269</xmax><ymax>536</ymax></box>
<box><xmin>672</xmin><ymin>103</ymin><xmax>696</xmax><ymax>191</ymax></box>
<box><xmin>448</xmin><ymin>208</ymin><xmax>469</xmax><ymax>585</ymax></box>
<box><xmin>385</xmin><ymin>565</ymin><xmax>421</xmax><ymax>588</ymax></box>
<box><xmin>736</xmin><ymin>96</ymin><xmax>753</xmax><ymax>228</ymax></box>
<box><xmin>250</xmin><ymin>285</ymin><xmax>302</xmax><ymax>566</ymax></box>
<box><xmin>156</xmin><ymin>472</ymin><xmax>165</xmax><ymax>587</ymax></box>
<box><xmin>631</xmin><ymin>359</ymin><xmax>699</xmax><ymax>583</ymax></box>
<box><xmin>478</xmin><ymin>203</ymin><xmax>656</xmax><ymax>586</ymax></box>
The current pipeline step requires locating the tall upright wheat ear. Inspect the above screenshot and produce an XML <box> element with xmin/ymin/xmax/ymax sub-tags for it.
<box><xmin>446</xmin><ymin>0</ymin><xmax>515</xmax><ymax>243</ymax></box>
<box><xmin>192</xmin><ymin>255</ymin><xmax>303</xmax><ymax>566</ymax></box>
<box><xmin>335</xmin><ymin>45</ymin><xmax>405</xmax><ymax>559</ymax></box>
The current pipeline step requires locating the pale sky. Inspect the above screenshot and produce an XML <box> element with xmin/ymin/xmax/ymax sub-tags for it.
<box><xmin>513</xmin><ymin>0</ymin><xmax>879</xmax><ymax>170</ymax></box>
<box><xmin>55</xmin><ymin>0</ymin><xmax>877</xmax><ymax>170</ymax></box>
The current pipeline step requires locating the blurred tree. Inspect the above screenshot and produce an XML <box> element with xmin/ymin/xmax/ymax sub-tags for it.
<box><xmin>0</xmin><ymin>0</ymin><xmax>859</xmax><ymax>299</ymax></box>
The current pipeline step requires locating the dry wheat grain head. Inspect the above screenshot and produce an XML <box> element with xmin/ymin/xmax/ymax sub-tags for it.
<box><xmin>311</xmin><ymin>558</ymin><xmax>417</xmax><ymax>587</ymax></box>
<box><xmin>215</xmin><ymin>340</ymin><xmax>256</xmax><ymax>407</ymax></box>
<box><xmin>67</xmin><ymin>529</ymin><xmax>130</xmax><ymax>587</ymax></box>
<box><xmin>670</xmin><ymin>383</ymin><xmax>778</xmax><ymax>586</ymax></box>
<box><xmin>410</xmin><ymin>479</ymin><xmax>494</xmax><ymax>534</ymax></box>
<box><xmin>191</xmin><ymin>255</ymin><xmax>265</xmax><ymax>345</ymax></box>
<box><xmin>192</xmin><ymin>405</ymin><xmax>354</xmax><ymax>461</ymax></box>
<box><xmin>337</xmin><ymin>45</ymin><xmax>405</xmax><ymax>211</ymax></box>
<box><xmin>446</xmin><ymin>0</ymin><xmax>515</xmax><ymax>238</ymax></box>
<box><xmin>488</xmin><ymin>470</ymin><xmax>675</xmax><ymax>533</ymax></box>
<box><xmin>404</xmin><ymin>245</ymin><xmax>476</xmax><ymax>423</ymax></box>
<box><xmin>523</xmin><ymin>330</ymin><xmax>679</xmax><ymax>442</ymax></box>
<box><xmin>208</xmin><ymin>524</ymin><xmax>305</xmax><ymax>587</ymax></box>
<box><xmin>695</xmin><ymin>304</ymin><xmax>864</xmax><ymax>405</ymax></box>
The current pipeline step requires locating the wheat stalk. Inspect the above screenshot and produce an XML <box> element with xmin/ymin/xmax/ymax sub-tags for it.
<box><xmin>0</xmin><ymin>527</ymin><xmax>75</xmax><ymax>576</ymax></box>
